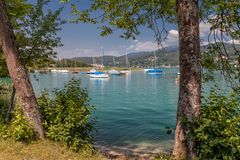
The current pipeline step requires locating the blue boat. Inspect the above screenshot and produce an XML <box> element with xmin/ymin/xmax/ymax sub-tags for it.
<box><xmin>90</xmin><ymin>71</ymin><xmax>109</xmax><ymax>78</ymax></box>
<box><xmin>145</xmin><ymin>50</ymin><xmax>163</xmax><ymax>75</ymax></box>
<box><xmin>146</xmin><ymin>68</ymin><xmax>163</xmax><ymax>74</ymax></box>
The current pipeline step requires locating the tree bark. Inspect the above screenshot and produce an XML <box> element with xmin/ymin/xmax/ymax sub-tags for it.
<box><xmin>5</xmin><ymin>85</ymin><xmax>16</xmax><ymax>123</ymax></box>
<box><xmin>173</xmin><ymin>0</ymin><xmax>201</xmax><ymax>159</ymax></box>
<box><xmin>0</xmin><ymin>0</ymin><xmax>44</xmax><ymax>139</ymax></box>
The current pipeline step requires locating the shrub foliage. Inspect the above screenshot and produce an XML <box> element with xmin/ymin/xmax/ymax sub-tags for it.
<box><xmin>0</xmin><ymin>82</ymin><xmax>36</xmax><ymax>142</ymax></box>
<box><xmin>0</xmin><ymin>79</ymin><xmax>95</xmax><ymax>151</ymax></box>
<box><xmin>38</xmin><ymin>78</ymin><xmax>95</xmax><ymax>150</ymax></box>
<box><xmin>0</xmin><ymin>104</ymin><xmax>36</xmax><ymax>142</ymax></box>
<box><xmin>193</xmin><ymin>87</ymin><xmax>240</xmax><ymax>159</ymax></box>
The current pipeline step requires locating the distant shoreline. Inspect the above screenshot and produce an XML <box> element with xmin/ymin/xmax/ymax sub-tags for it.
<box><xmin>33</xmin><ymin>67</ymin><xmax>180</xmax><ymax>73</ymax></box>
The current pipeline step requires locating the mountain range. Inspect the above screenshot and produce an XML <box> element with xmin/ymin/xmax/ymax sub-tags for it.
<box><xmin>71</xmin><ymin>43</ymin><xmax>239</xmax><ymax>67</ymax></box>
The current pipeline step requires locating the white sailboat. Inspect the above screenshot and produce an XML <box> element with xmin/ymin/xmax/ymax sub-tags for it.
<box><xmin>72</xmin><ymin>60</ymin><xmax>79</xmax><ymax>74</ymax></box>
<box><xmin>90</xmin><ymin>47</ymin><xmax>109</xmax><ymax>78</ymax></box>
<box><xmin>109</xmin><ymin>56</ymin><xmax>120</xmax><ymax>75</ymax></box>
<box><xmin>57</xmin><ymin>59</ymin><xmax>70</xmax><ymax>73</ymax></box>
<box><xmin>51</xmin><ymin>69</ymin><xmax>58</xmax><ymax>72</ymax></box>
<box><xmin>120</xmin><ymin>50</ymin><xmax>130</xmax><ymax>75</ymax></box>
<box><xmin>58</xmin><ymin>69</ymin><xmax>69</xmax><ymax>73</ymax></box>
<box><xmin>86</xmin><ymin>57</ymin><xmax>97</xmax><ymax>74</ymax></box>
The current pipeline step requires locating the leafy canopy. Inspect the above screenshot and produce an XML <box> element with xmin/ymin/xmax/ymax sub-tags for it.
<box><xmin>68</xmin><ymin>0</ymin><xmax>175</xmax><ymax>42</ymax></box>
<box><xmin>0</xmin><ymin>0</ymin><xmax>64</xmax><ymax>75</ymax></box>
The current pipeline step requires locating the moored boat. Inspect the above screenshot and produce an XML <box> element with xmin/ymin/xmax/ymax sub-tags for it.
<box><xmin>144</xmin><ymin>68</ymin><xmax>154</xmax><ymax>72</ymax></box>
<box><xmin>58</xmin><ymin>69</ymin><xmax>69</xmax><ymax>73</ymax></box>
<box><xmin>109</xmin><ymin>69</ymin><xmax>120</xmax><ymax>75</ymax></box>
<box><xmin>120</xmin><ymin>70</ymin><xmax>130</xmax><ymax>75</ymax></box>
<box><xmin>86</xmin><ymin>69</ymin><xmax>97</xmax><ymax>74</ymax></box>
<box><xmin>51</xmin><ymin>69</ymin><xmax>58</xmax><ymax>72</ymax></box>
<box><xmin>146</xmin><ymin>69</ymin><xmax>163</xmax><ymax>74</ymax></box>
<box><xmin>90</xmin><ymin>71</ymin><xmax>109</xmax><ymax>78</ymax></box>
<box><xmin>120</xmin><ymin>50</ymin><xmax>130</xmax><ymax>74</ymax></box>
<box><xmin>145</xmin><ymin>50</ymin><xmax>163</xmax><ymax>75</ymax></box>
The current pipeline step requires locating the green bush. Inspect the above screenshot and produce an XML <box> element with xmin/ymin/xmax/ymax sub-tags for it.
<box><xmin>38</xmin><ymin>78</ymin><xmax>95</xmax><ymax>151</ymax></box>
<box><xmin>0</xmin><ymin>101</ymin><xmax>36</xmax><ymax>142</ymax></box>
<box><xmin>0</xmin><ymin>82</ymin><xmax>36</xmax><ymax>142</ymax></box>
<box><xmin>193</xmin><ymin>87</ymin><xmax>240</xmax><ymax>159</ymax></box>
<box><xmin>0</xmin><ymin>82</ymin><xmax>11</xmax><ymax>115</ymax></box>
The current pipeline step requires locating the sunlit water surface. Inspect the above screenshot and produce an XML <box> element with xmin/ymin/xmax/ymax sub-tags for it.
<box><xmin>30</xmin><ymin>68</ymin><xmax>225</xmax><ymax>153</ymax></box>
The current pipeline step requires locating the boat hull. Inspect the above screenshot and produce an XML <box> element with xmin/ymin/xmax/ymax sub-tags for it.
<box><xmin>109</xmin><ymin>70</ymin><xmax>120</xmax><ymax>75</ymax></box>
<box><xmin>146</xmin><ymin>69</ymin><xmax>163</xmax><ymax>75</ymax></box>
<box><xmin>120</xmin><ymin>70</ymin><xmax>130</xmax><ymax>75</ymax></box>
<box><xmin>144</xmin><ymin>68</ymin><xmax>154</xmax><ymax>72</ymax></box>
<box><xmin>90</xmin><ymin>74</ymin><xmax>109</xmax><ymax>78</ymax></box>
<box><xmin>86</xmin><ymin>69</ymin><xmax>97</xmax><ymax>74</ymax></box>
<box><xmin>90</xmin><ymin>71</ymin><xmax>109</xmax><ymax>78</ymax></box>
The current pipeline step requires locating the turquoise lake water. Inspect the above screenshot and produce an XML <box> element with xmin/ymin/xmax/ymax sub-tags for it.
<box><xmin>30</xmin><ymin>68</ymin><xmax>225</xmax><ymax>153</ymax></box>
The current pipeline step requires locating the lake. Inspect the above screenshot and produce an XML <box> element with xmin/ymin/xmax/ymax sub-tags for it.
<box><xmin>30</xmin><ymin>68</ymin><xmax>225</xmax><ymax>154</ymax></box>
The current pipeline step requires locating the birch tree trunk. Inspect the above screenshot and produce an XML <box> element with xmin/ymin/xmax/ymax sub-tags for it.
<box><xmin>173</xmin><ymin>0</ymin><xmax>201</xmax><ymax>159</ymax></box>
<box><xmin>0</xmin><ymin>0</ymin><xmax>44</xmax><ymax>139</ymax></box>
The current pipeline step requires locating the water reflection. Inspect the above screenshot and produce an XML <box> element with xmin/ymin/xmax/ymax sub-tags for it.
<box><xmin>90</xmin><ymin>78</ymin><xmax>109</xmax><ymax>94</ymax></box>
<box><xmin>30</xmin><ymin>69</ymin><xmax>215</xmax><ymax>152</ymax></box>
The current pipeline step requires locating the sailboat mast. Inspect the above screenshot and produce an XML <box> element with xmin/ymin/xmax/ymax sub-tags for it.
<box><xmin>101</xmin><ymin>47</ymin><xmax>104</xmax><ymax>67</ymax></box>
<box><xmin>154</xmin><ymin>50</ymin><xmax>156</xmax><ymax>68</ymax></box>
<box><xmin>125</xmin><ymin>50</ymin><xmax>128</xmax><ymax>68</ymax></box>
<box><xmin>113</xmin><ymin>56</ymin><xmax>115</xmax><ymax>67</ymax></box>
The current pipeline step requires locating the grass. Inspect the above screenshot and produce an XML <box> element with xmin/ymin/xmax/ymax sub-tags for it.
<box><xmin>0</xmin><ymin>139</ymin><xmax>107</xmax><ymax>160</ymax></box>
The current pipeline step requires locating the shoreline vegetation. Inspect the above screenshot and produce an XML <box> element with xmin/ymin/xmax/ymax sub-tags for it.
<box><xmin>0</xmin><ymin>139</ymin><xmax>105</xmax><ymax>160</ymax></box>
<box><xmin>0</xmin><ymin>139</ymin><xmax>173</xmax><ymax>160</ymax></box>
<box><xmin>0</xmin><ymin>139</ymin><xmax>172</xmax><ymax>160</ymax></box>
<box><xmin>0</xmin><ymin>80</ymin><xmax>172</xmax><ymax>160</ymax></box>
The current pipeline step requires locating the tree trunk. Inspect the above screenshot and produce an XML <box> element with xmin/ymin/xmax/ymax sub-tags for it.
<box><xmin>0</xmin><ymin>0</ymin><xmax>44</xmax><ymax>139</ymax></box>
<box><xmin>5</xmin><ymin>85</ymin><xmax>16</xmax><ymax>123</ymax></box>
<box><xmin>173</xmin><ymin>0</ymin><xmax>201</xmax><ymax>159</ymax></box>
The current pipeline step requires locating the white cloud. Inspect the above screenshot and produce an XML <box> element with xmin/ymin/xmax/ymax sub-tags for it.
<box><xmin>199</xmin><ymin>20</ymin><xmax>239</xmax><ymax>45</ymax></box>
<box><xmin>127</xmin><ymin>40</ymin><xmax>158</xmax><ymax>52</ymax></box>
<box><xmin>168</xmin><ymin>29</ymin><xmax>179</xmax><ymax>38</ymax></box>
<box><xmin>162</xmin><ymin>29</ymin><xmax>179</xmax><ymax>47</ymax></box>
<box><xmin>199</xmin><ymin>21</ymin><xmax>211</xmax><ymax>37</ymax></box>
<box><xmin>127</xmin><ymin>29</ymin><xmax>180</xmax><ymax>52</ymax></box>
<box><xmin>56</xmin><ymin>47</ymin><xmax>125</xmax><ymax>58</ymax></box>
<box><xmin>56</xmin><ymin>48</ymin><xmax>99</xmax><ymax>58</ymax></box>
<box><xmin>226</xmin><ymin>39</ymin><xmax>240</xmax><ymax>44</ymax></box>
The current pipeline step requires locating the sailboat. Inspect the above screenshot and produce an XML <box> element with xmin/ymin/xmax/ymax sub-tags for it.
<box><xmin>120</xmin><ymin>50</ymin><xmax>130</xmax><ymax>75</ymax></box>
<box><xmin>86</xmin><ymin>57</ymin><xmax>97</xmax><ymax>74</ymax></box>
<box><xmin>51</xmin><ymin>59</ymin><xmax>69</xmax><ymax>73</ymax></box>
<box><xmin>58</xmin><ymin>59</ymin><xmax>70</xmax><ymax>73</ymax></box>
<box><xmin>146</xmin><ymin>50</ymin><xmax>163</xmax><ymax>74</ymax></box>
<box><xmin>109</xmin><ymin>56</ymin><xmax>120</xmax><ymax>75</ymax></box>
<box><xmin>72</xmin><ymin>60</ymin><xmax>79</xmax><ymax>74</ymax></box>
<box><xmin>90</xmin><ymin>47</ymin><xmax>109</xmax><ymax>78</ymax></box>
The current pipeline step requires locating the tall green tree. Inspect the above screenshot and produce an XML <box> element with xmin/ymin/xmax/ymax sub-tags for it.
<box><xmin>67</xmin><ymin>0</ymin><xmax>240</xmax><ymax>158</ymax></box>
<box><xmin>1</xmin><ymin>0</ymin><xmax>64</xmax><ymax>123</ymax></box>
<box><xmin>173</xmin><ymin>1</ymin><xmax>200</xmax><ymax>159</ymax></box>
<box><xmin>18</xmin><ymin>0</ymin><xmax>64</xmax><ymax>69</ymax></box>
<box><xmin>67</xmin><ymin>0</ymin><xmax>200</xmax><ymax>159</ymax></box>
<box><xmin>0</xmin><ymin>0</ymin><xmax>44</xmax><ymax>139</ymax></box>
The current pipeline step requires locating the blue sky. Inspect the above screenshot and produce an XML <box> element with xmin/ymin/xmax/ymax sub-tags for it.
<box><xmin>29</xmin><ymin>0</ymin><xmax>214</xmax><ymax>58</ymax></box>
